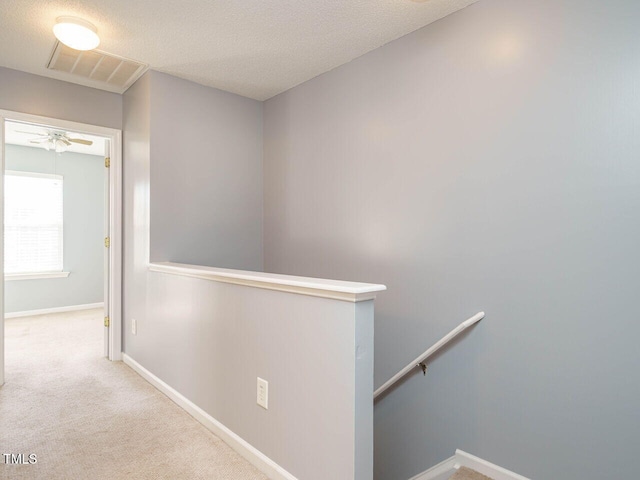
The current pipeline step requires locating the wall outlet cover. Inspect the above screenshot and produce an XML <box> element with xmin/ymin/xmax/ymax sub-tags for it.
<box><xmin>257</xmin><ymin>377</ymin><xmax>268</xmax><ymax>409</ymax></box>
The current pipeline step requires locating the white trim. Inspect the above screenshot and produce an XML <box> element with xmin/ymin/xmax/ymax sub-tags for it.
<box><xmin>0</xmin><ymin>111</ymin><xmax>118</xmax><ymax>138</ymax></box>
<box><xmin>453</xmin><ymin>450</ymin><xmax>530</xmax><ymax>480</ymax></box>
<box><xmin>123</xmin><ymin>353</ymin><xmax>299</xmax><ymax>480</ymax></box>
<box><xmin>5</xmin><ymin>170</ymin><xmax>64</xmax><ymax>180</ymax></box>
<box><xmin>107</xmin><ymin>130</ymin><xmax>123</xmax><ymax>361</ymax></box>
<box><xmin>4</xmin><ymin>302</ymin><xmax>104</xmax><ymax>319</ymax></box>
<box><xmin>103</xmin><ymin>138</ymin><xmax>110</xmax><ymax>358</ymax></box>
<box><xmin>409</xmin><ymin>450</ymin><xmax>530</xmax><ymax>480</ymax></box>
<box><xmin>5</xmin><ymin>272</ymin><xmax>70</xmax><ymax>281</ymax></box>
<box><xmin>1</xmin><ymin>117</ymin><xmax>5</xmax><ymax>384</ymax></box>
<box><xmin>408</xmin><ymin>455</ymin><xmax>458</xmax><ymax>480</ymax></box>
<box><xmin>149</xmin><ymin>261</ymin><xmax>386</xmax><ymax>303</ymax></box>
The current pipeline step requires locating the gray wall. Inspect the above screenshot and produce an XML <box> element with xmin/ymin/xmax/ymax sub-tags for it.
<box><xmin>149</xmin><ymin>71</ymin><xmax>263</xmax><ymax>270</ymax></box>
<box><xmin>123</xmin><ymin>69</ymin><xmax>264</xmax><ymax>352</ymax></box>
<box><xmin>4</xmin><ymin>145</ymin><xmax>105</xmax><ymax>313</ymax></box>
<box><xmin>132</xmin><ymin>271</ymin><xmax>374</xmax><ymax>480</ymax></box>
<box><xmin>0</xmin><ymin>66</ymin><xmax>122</xmax><ymax>129</ymax></box>
<box><xmin>263</xmin><ymin>1</ymin><xmax>640</xmax><ymax>479</ymax></box>
<box><xmin>123</xmin><ymin>72</ymin><xmax>374</xmax><ymax>479</ymax></box>
<box><xmin>122</xmin><ymin>71</ymin><xmax>151</xmax><ymax>355</ymax></box>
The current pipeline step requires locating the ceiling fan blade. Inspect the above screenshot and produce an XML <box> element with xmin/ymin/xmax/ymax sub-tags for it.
<box><xmin>23</xmin><ymin>134</ymin><xmax>50</xmax><ymax>140</ymax></box>
<box><xmin>16</xmin><ymin>130</ymin><xmax>48</xmax><ymax>135</ymax></box>
<box><xmin>29</xmin><ymin>139</ymin><xmax>50</xmax><ymax>144</ymax></box>
<box><xmin>60</xmin><ymin>138</ymin><xmax>72</xmax><ymax>146</ymax></box>
<box><xmin>68</xmin><ymin>138</ymin><xmax>93</xmax><ymax>145</ymax></box>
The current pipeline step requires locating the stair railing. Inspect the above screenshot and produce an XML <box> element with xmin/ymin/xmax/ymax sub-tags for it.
<box><xmin>373</xmin><ymin>312</ymin><xmax>485</xmax><ymax>400</ymax></box>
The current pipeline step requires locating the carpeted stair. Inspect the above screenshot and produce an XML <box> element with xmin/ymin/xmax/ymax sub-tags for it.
<box><xmin>449</xmin><ymin>466</ymin><xmax>495</xmax><ymax>480</ymax></box>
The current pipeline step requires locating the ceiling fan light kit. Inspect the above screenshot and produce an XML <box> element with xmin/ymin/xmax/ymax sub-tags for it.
<box><xmin>33</xmin><ymin>136</ymin><xmax>69</xmax><ymax>153</ymax></box>
<box><xmin>52</xmin><ymin>139</ymin><xmax>68</xmax><ymax>153</ymax></box>
<box><xmin>53</xmin><ymin>16</ymin><xmax>100</xmax><ymax>51</ymax></box>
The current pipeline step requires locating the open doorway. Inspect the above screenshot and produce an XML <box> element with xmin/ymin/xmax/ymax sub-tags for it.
<box><xmin>0</xmin><ymin>111</ymin><xmax>122</xmax><ymax>385</ymax></box>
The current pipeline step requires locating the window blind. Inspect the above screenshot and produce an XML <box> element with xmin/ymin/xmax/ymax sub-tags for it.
<box><xmin>4</xmin><ymin>171</ymin><xmax>64</xmax><ymax>274</ymax></box>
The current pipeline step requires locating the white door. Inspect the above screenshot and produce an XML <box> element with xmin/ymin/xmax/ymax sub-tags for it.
<box><xmin>103</xmin><ymin>139</ymin><xmax>110</xmax><ymax>357</ymax></box>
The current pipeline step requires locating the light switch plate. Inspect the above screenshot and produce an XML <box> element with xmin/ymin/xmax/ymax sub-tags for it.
<box><xmin>131</xmin><ymin>318</ymin><xmax>137</xmax><ymax>335</ymax></box>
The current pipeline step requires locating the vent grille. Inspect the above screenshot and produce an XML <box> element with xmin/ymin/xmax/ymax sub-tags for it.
<box><xmin>47</xmin><ymin>42</ymin><xmax>147</xmax><ymax>91</ymax></box>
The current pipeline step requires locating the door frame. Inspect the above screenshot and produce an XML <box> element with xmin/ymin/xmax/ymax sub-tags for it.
<box><xmin>0</xmin><ymin>110</ymin><xmax>123</xmax><ymax>385</ymax></box>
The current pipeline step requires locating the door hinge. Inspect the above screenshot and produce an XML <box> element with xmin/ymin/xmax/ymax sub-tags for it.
<box><xmin>104</xmin><ymin>236</ymin><xmax>110</xmax><ymax>248</ymax></box>
<box><xmin>104</xmin><ymin>316</ymin><xmax>110</xmax><ymax>327</ymax></box>
<box><xmin>105</xmin><ymin>157</ymin><xmax>110</xmax><ymax>168</ymax></box>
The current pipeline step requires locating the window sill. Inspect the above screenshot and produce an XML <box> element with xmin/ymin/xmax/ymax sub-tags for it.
<box><xmin>5</xmin><ymin>272</ymin><xmax>71</xmax><ymax>281</ymax></box>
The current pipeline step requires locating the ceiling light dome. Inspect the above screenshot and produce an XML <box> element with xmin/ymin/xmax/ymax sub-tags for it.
<box><xmin>53</xmin><ymin>16</ymin><xmax>100</xmax><ymax>51</ymax></box>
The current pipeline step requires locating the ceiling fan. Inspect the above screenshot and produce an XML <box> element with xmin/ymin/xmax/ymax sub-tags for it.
<box><xmin>18</xmin><ymin>129</ymin><xmax>93</xmax><ymax>153</ymax></box>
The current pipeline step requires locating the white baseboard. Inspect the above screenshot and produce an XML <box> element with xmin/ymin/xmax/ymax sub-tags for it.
<box><xmin>122</xmin><ymin>353</ymin><xmax>298</xmax><ymax>480</ymax></box>
<box><xmin>5</xmin><ymin>302</ymin><xmax>104</xmax><ymax>319</ymax></box>
<box><xmin>408</xmin><ymin>454</ymin><xmax>459</xmax><ymax>480</ymax></box>
<box><xmin>410</xmin><ymin>449</ymin><xmax>530</xmax><ymax>480</ymax></box>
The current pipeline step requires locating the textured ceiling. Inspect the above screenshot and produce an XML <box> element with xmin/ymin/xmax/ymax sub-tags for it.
<box><xmin>0</xmin><ymin>0</ymin><xmax>477</xmax><ymax>100</ymax></box>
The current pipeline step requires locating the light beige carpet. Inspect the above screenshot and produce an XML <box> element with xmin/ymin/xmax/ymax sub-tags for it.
<box><xmin>0</xmin><ymin>309</ymin><xmax>269</xmax><ymax>480</ymax></box>
<box><xmin>449</xmin><ymin>466</ymin><xmax>494</xmax><ymax>480</ymax></box>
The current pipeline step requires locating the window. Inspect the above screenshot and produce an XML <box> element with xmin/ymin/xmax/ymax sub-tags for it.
<box><xmin>4</xmin><ymin>171</ymin><xmax>64</xmax><ymax>275</ymax></box>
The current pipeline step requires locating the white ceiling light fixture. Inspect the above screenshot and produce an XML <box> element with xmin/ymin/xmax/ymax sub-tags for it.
<box><xmin>53</xmin><ymin>16</ymin><xmax>100</xmax><ymax>51</ymax></box>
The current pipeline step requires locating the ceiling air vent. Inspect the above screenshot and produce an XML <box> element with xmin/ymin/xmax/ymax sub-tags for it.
<box><xmin>47</xmin><ymin>41</ymin><xmax>147</xmax><ymax>91</ymax></box>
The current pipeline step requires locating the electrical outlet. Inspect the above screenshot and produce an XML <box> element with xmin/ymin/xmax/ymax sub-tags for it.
<box><xmin>131</xmin><ymin>318</ymin><xmax>137</xmax><ymax>335</ymax></box>
<box><xmin>257</xmin><ymin>377</ymin><xmax>268</xmax><ymax>409</ymax></box>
